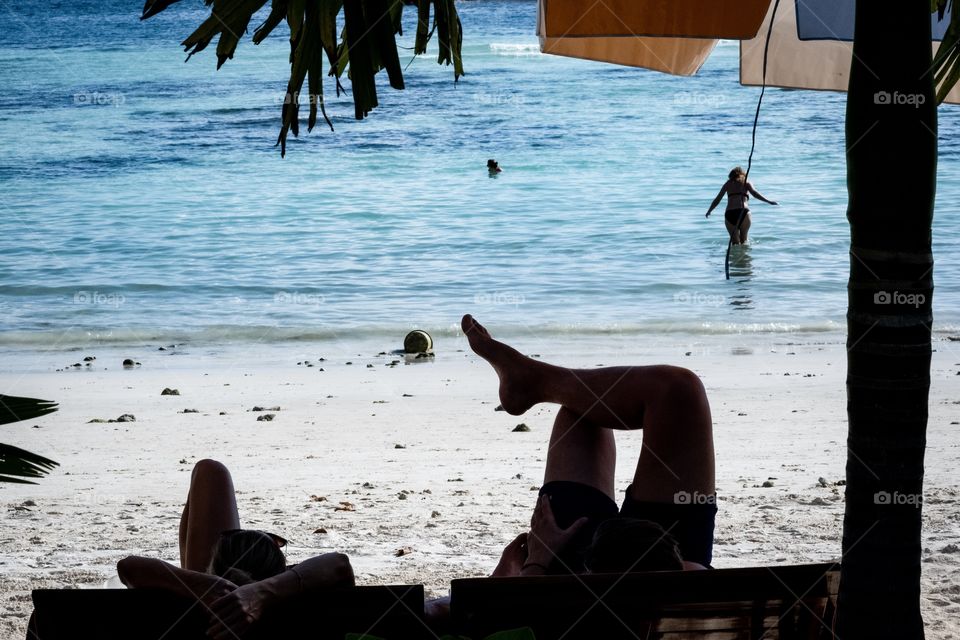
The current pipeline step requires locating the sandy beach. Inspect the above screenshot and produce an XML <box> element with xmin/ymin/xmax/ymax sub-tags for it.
<box><xmin>1</xmin><ymin>330</ymin><xmax>958</xmax><ymax>638</ymax></box>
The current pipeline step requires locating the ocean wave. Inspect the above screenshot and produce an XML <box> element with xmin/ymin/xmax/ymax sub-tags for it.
<box><xmin>489</xmin><ymin>43</ymin><xmax>541</xmax><ymax>56</ymax></box>
<box><xmin>0</xmin><ymin>320</ymin><xmax>865</xmax><ymax>349</ymax></box>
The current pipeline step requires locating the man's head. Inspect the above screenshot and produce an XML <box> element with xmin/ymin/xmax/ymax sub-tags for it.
<box><xmin>583</xmin><ymin>518</ymin><xmax>683</xmax><ymax>573</ymax></box>
<box><xmin>208</xmin><ymin>529</ymin><xmax>287</xmax><ymax>585</ymax></box>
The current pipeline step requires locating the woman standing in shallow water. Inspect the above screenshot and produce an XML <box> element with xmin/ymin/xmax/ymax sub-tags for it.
<box><xmin>705</xmin><ymin>166</ymin><xmax>778</xmax><ymax>245</ymax></box>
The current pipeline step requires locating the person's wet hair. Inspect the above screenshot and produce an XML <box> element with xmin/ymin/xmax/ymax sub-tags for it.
<box><xmin>208</xmin><ymin>529</ymin><xmax>287</xmax><ymax>585</ymax></box>
<box><xmin>583</xmin><ymin>518</ymin><xmax>684</xmax><ymax>573</ymax></box>
<box><xmin>729</xmin><ymin>166</ymin><xmax>746</xmax><ymax>182</ymax></box>
<box><xmin>487</xmin><ymin>159</ymin><xmax>499</xmax><ymax>169</ymax></box>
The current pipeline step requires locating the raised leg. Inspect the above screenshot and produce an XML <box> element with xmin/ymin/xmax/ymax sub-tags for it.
<box><xmin>463</xmin><ymin>315</ymin><xmax>714</xmax><ymax>503</ymax></box>
<box><xmin>179</xmin><ymin>459</ymin><xmax>241</xmax><ymax>571</ymax></box>
<box><xmin>543</xmin><ymin>406</ymin><xmax>616</xmax><ymax>499</ymax></box>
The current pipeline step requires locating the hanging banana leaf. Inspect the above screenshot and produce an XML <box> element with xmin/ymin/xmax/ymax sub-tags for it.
<box><xmin>415</xmin><ymin>0</ymin><xmax>433</xmax><ymax>55</ymax></box>
<box><xmin>141</xmin><ymin>0</ymin><xmax>183</xmax><ymax>21</ymax></box>
<box><xmin>1</xmin><ymin>394</ymin><xmax>59</xmax><ymax>484</ymax></box>
<box><xmin>181</xmin><ymin>0</ymin><xmax>270</xmax><ymax>68</ymax></box>
<box><xmin>0</xmin><ymin>444</ymin><xmax>59</xmax><ymax>484</ymax></box>
<box><xmin>277</xmin><ymin>0</ymin><xmax>334</xmax><ymax>155</ymax></box>
<box><xmin>142</xmin><ymin>0</ymin><xmax>464</xmax><ymax>154</ymax></box>
<box><xmin>433</xmin><ymin>0</ymin><xmax>463</xmax><ymax>79</ymax></box>
<box><xmin>253</xmin><ymin>0</ymin><xmax>288</xmax><ymax>43</ymax></box>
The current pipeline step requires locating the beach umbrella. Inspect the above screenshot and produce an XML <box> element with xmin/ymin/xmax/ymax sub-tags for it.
<box><xmin>537</xmin><ymin>0</ymin><xmax>771</xmax><ymax>75</ymax></box>
<box><xmin>538</xmin><ymin>0</ymin><xmax>960</xmax><ymax>103</ymax></box>
<box><xmin>741</xmin><ymin>0</ymin><xmax>960</xmax><ymax>104</ymax></box>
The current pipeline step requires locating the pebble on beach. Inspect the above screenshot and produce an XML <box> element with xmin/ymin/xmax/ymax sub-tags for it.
<box><xmin>512</xmin><ymin>423</ymin><xmax>531</xmax><ymax>432</ymax></box>
<box><xmin>256</xmin><ymin>414</ymin><xmax>275</xmax><ymax>422</ymax></box>
<box><xmin>161</xmin><ymin>388</ymin><xmax>180</xmax><ymax>396</ymax></box>
<box><xmin>88</xmin><ymin>414</ymin><xmax>136</xmax><ymax>424</ymax></box>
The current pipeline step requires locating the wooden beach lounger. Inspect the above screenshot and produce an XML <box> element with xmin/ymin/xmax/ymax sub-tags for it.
<box><xmin>451</xmin><ymin>563</ymin><xmax>840</xmax><ymax>640</ymax></box>
<box><xmin>27</xmin><ymin>584</ymin><xmax>427</xmax><ymax>640</ymax></box>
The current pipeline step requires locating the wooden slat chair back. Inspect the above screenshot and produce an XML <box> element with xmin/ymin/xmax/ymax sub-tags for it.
<box><xmin>450</xmin><ymin>563</ymin><xmax>840</xmax><ymax>640</ymax></box>
<box><xmin>27</xmin><ymin>584</ymin><xmax>427</xmax><ymax>640</ymax></box>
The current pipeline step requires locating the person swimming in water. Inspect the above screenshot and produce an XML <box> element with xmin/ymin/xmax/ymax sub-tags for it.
<box><xmin>705</xmin><ymin>166</ymin><xmax>778</xmax><ymax>245</ymax></box>
<box><xmin>487</xmin><ymin>159</ymin><xmax>502</xmax><ymax>175</ymax></box>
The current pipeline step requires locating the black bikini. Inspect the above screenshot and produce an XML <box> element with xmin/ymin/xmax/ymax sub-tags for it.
<box><xmin>725</xmin><ymin>183</ymin><xmax>750</xmax><ymax>226</ymax></box>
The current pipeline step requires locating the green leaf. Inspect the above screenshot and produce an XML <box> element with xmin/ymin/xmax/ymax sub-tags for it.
<box><xmin>414</xmin><ymin>0</ymin><xmax>432</xmax><ymax>55</ymax></box>
<box><xmin>180</xmin><ymin>0</ymin><xmax>269</xmax><ymax>68</ymax></box>
<box><xmin>0</xmin><ymin>394</ymin><xmax>58</xmax><ymax>425</ymax></box>
<box><xmin>141</xmin><ymin>0</ymin><xmax>182</xmax><ymax>20</ymax></box>
<box><xmin>367</xmin><ymin>0</ymin><xmax>405</xmax><ymax>90</ymax></box>
<box><xmin>343</xmin><ymin>0</ymin><xmax>378</xmax><ymax>119</ymax></box>
<box><xmin>253</xmin><ymin>0</ymin><xmax>288</xmax><ymax>44</ymax></box>
<box><xmin>0</xmin><ymin>443</ymin><xmax>59</xmax><ymax>484</ymax></box>
<box><xmin>142</xmin><ymin>0</ymin><xmax>464</xmax><ymax>152</ymax></box>
<box><xmin>932</xmin><ymin>0</ymin><xmax>960</xmax><ymax>102</ymax></box>
<box><xmin>277</xmin><ymin>0</ymin><xmax>333</xmax><ymax>154</ymax></box>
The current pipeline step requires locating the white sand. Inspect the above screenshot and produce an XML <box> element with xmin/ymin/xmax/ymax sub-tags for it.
<box><xmin>1</xmin><ymin>332</ymin><xmax>958</xmax><ymax>638</ymax></box>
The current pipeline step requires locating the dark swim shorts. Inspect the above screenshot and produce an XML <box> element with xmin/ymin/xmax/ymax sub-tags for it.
<box><xmin>724</xmin><ymin>208</ymin><xmax>750</xmax><ymax>226</ymax></box>
<box><xmin>538</xmin><ymin>480</ymin><xmax>717</xmax><ymax>573</ymax></box>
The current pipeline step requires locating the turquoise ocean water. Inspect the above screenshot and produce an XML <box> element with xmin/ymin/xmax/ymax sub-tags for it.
<box><xmin>1</xmin><ymin>0</ymin><xmax>958</xmax><ymax>348</ymax></box>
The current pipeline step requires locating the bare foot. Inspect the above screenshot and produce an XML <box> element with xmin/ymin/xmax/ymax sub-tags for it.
<box><xmin>461</xmin><ymin>314</ymin><xmax>547</xmax><ymax>415</ymax></box>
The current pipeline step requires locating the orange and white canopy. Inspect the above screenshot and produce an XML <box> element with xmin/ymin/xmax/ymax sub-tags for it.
<box><xmin>537</xmin><ymin>0</ymin><xmax>960</xmax><ymax>103</ymax></box>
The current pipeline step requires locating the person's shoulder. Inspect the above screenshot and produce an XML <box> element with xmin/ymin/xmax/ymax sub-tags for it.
<box><xmin>745</xmin><ymin>181</ymin><xmax>755</xmax><ymax>189</ymax></box>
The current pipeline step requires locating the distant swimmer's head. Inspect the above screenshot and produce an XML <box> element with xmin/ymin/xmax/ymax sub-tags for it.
<box><xmin>729</xmin><ymin>166</ymin><xmax>746</xmax><ymax>183</ymax></box>
<box><xmin>208</xmin><ymin>529</ymin><xmax>287</xmax><ymax>585</ymax></box>
<box><xmin>487</xmin><ymin>159</ymin><xmax>502</xmax><ymax>173</ymax></box>
<box><xmin>584</xmin><ymin>518</ymin><xmax>684</xmax><ymax>573</ymax></box>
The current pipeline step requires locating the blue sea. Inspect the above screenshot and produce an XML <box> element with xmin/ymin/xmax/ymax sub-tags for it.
<box><xmin>1</xmin><ymin>0</ymin><xmax>958</xmax><ymax>349</ymax></box>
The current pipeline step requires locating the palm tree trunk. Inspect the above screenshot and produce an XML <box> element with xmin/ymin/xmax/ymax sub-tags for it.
<box><xmin>838</xmin><ymin>2</ymin><xmax>936</xmax><ymax>637</ymax></box>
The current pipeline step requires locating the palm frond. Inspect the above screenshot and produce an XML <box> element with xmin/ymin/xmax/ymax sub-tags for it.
<box><xmin>142</xmin><ymin>0</ymin><xmax>464</xmax><ymax>154</ymax></box>
<box><xmin>932</xmin><ymin>1</ymin><xmax>960</xmax><ymax>102</ymax></box>
<box><xmin>0</xmin><ymin>394</ymin><xmax>60</xmax><ymax>483</ymax></box>
<box><xmin>0</xmin><ymin>394</ymin><xmax>58</xmax><ymax>425</ymax></box>
<box><xmin>0</xmin><ymin>444</ymin><xmax>59</xmax><ymax>484</ymax></box>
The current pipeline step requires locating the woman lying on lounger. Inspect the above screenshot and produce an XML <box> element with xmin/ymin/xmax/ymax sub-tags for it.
<box><xmin>426</xmin><ymin>315</ymin><xmax>718</xmax><ymax>626</ymax></box>
<box><xmin>117</xmin><ymin>459</ymin><xmax>354</xmax><ymax>640</ymax></box>
<box><xmin>465</xmin><ymin>313</ymin><xmax>716</xmax><ymax>575</ymax></box>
